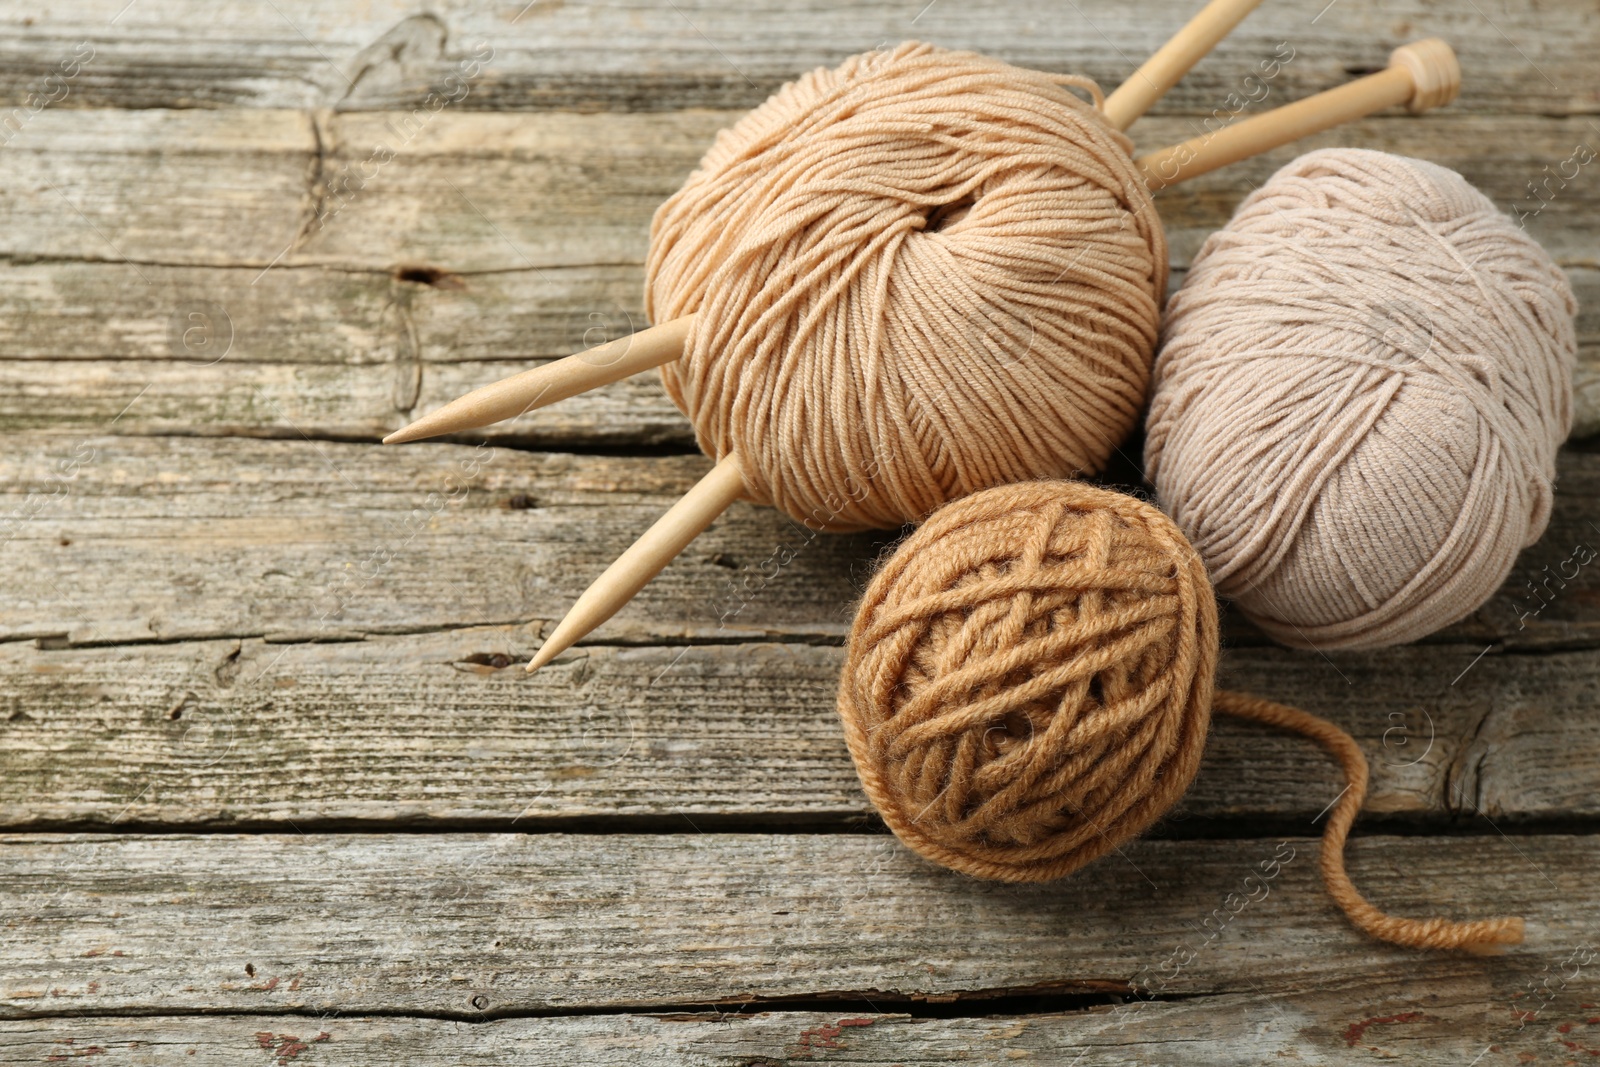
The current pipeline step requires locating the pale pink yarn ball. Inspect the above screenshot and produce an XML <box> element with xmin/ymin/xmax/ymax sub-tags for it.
<box><xmin>1145</xmin><ymin>149</ymin><xmax>1575</xmax><ymax>649</ymax></box>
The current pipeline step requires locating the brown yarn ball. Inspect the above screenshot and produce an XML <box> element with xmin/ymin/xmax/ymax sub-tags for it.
<box><xmin>837</xmin><ymin>480</ymin><xmax>1217</xmax><ymax>882</ymax></box>
<box><xmin>646</xmin><ymin>42</ymin><xmax>1166</xmax><ymax>532</ymax></box>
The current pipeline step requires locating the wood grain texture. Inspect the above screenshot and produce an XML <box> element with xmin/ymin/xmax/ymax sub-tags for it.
<box><xmin>2</xmin><ymin>108</ymin><xmax>1595</xmax><ymax>271</ymax></box>
<box><xmin>1</xmin><ymin>0</ymin><xmax>1593</xmax><ymax>116</ymax></box>
<box><xmin>1</xmin><ymin>0</ymin><xmax>1597</xmax><ymax>1047</ymax></box>
<box><xmin>2</xmin><ymin>436</ymin><xmax>1596</xmax><ymax>651</ymax></box>
<box><xmin>0</xmin><ymin>984</ymin><xmax>1578</xmax><ymax>1067</ymax></box>
<box><xmin>0</xmin><ymin>109</ymin><xmax>1594</xmax><ymax>444</ymax></box>
<box><xmin>0</xmin><ymin>833</ymin><xmax>1593</xmax><ymax>1021</ymax></box>
<box><xmin>0</xmin><ymin>262</ymin><xmax>1595</xmax><ymax>444</ymax></box>
<box><xmin>3</xmin><ymin>434</ymin><xmax>1598</xmax><ymax>832</ymax></box>
<box><xmin>3</xmin><ymin>626</ymin><xmax>1600</xmax><ymax>830</ymax></box>
<box><xmin>0</xmin><ymin>435</ymin><xmax>886</xmax><ymax>645</ymax></box>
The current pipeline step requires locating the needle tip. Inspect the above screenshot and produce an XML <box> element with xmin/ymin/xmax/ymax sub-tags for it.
<box><xmin>382</xmin><ymin>422</ymin><xmax>432</xmax><ymax>445</ymax></box>
<box><xmin>384</xmin><ymin>404</ymin><xmax>464</xmax><ymax>444</ymax></box>
<box><xmin>526</xmin><ymin>642</ymin><xmax>560</xmax><ymax>673</ymax></box>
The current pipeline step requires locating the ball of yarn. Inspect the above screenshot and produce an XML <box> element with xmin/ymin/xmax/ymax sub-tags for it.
<box><xmin>1146</xmin><ymin>149</ymin><xmax>1576</xmax><ymax>649</ymax></box>
<box><xmin>836</xmin><ymin>480</ymin><xmax>1216</xmax><ymax>882</ymax></box>
<box><xmin>646</xmin><ymin>42</ymin><xmax>1166</xmax><ymax>532</ymax></box>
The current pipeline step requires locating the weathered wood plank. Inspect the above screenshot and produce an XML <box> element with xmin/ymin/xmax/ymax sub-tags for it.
<box><xmin>0</xmin><ymin>982</ymin><xmax>1569</xmax><ymax>1067</ymax></box>
<box><xmin>0</xmin><ymin>109</ymin><xmax>312</xmax><ymax>266</ymax></box>
<box><xmin>0</xmin><ymin>1</ymin><xmax>1591</xmax><ymax>1051</ymax></box>
<box><xmin>1</xmin><ymin>109</ymin><xmax>1594</xmax><ymax>271</ymax></box>
<box><xmin>0</xmin><ymin>0</ymin><xmax>1592</xmax><ymax>116</ymax></box>
<box><xmin>2</xmin><ymin>107</ymin><xmax>1594</xmax><ymax>443</ymax></box>
<box><xmin>2</xmin><ymin>263</ymin><xmax>1597</xmax><ymax>444</ymax></box>
<box><xmin>0</xmin><ymin>260</ymin><xmax>647</xmax><ymax>368</ymax></box>
<box><xmin>0</xmin><ymin>260</ymin><xmax>694</xmax><ymax>446</ymax></box>
<box><xmin>1</xmin><ymin>261</ymin><xmax>1596</xmax><ymax>443</ymax></box>
<box><xmin>2</xmin><ymin>627</ymin><xmax>1599</xmax><ymax>829</ymax></box>
<box><xmin>0</xmin><ymin>107</ymin><xmax>691</xmax><ymax>269</ymax></box>
<box><xmin>0</xmin><ymin>833</ymin><xmax>1592</xmax><ymax>1020</ymax></box>
<box><xmin>0</xmin><ymin>437</ymin><xmax>887</xmax><ymax>645</ymax></box>
<box><xmin>0</xmin><ymin>355</ymin><xmax>694</xmax><ymax>448</ymax></box>
<box><xmin>1</xmin><ymin>436</ymin><xmax>1596</xmax><ymax>651</ymax></box>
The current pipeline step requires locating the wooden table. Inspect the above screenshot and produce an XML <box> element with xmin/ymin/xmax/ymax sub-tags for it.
<box><xmin>2</xmin><ymin>2</ymin><xmax>1598</xmax><ymax>1062</ymax></box>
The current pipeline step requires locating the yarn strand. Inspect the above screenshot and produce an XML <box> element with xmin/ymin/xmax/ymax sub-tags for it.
<box><xmin>1214</xmin><ymin>689</ymin><xmax>1525</xmax><ymax>952</ymax></box>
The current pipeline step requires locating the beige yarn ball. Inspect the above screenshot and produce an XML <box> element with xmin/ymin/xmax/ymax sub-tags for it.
<box><xmin>646</xmin><ymin>41</ymin><xmax>1166</xmax><ymax>532</ymax></box>
<box><xmin>1146</xmin><ymin>148</ymin><xmax>1576</xmax><ymax>649</ymax></box>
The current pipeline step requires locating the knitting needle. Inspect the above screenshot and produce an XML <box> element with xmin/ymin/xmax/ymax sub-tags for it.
<box><xmin>402</xmin><ymin>30</ymin><xmax>1449</xmax><ymax>451</ymax></box>
<box><xmin>1136</xmin><ymin>38</ymin><xmax>1460</xmax><ymax>190</ymax></box>
<box><xmin>503</xmin><ymin>11</ymin><xmax>1283</xmax><ymax>673</ymax></box>
<box><xmin>392</xmin><ymin>40</ymin><xmax>1432</xmax><ymax>451</ymax></box>
<box><xmin>382</xmin><ymin>315</ymin><xmax>693</xmax><ymax>445</ymax></box>
<box><xmin>392</xmin><ymin>14</ymin><xmax>1316</xmax><ymax>672</ymax></box>
<box><xmin>417</xmin><ymin>39</ymin><xmax>1463</xmax><ymax>674</ymax></box>
<box><xmin>515</xmin><ymin>31</ymin><xmax>1461</xmax><ymax>673</ymax></box>
<box><xmin>386</xmin><ymin>3</ymin><xmax>1272</xmax><ymax>450</ymax></box>
<box><xmin>1101</xmin><ymin>0</ymin><xmax>1266</xmax><ymax>130</ymax></box>
<box><xmin>526</xmin><ymin>451</ymin><xmax>745</xmax><ymax>672</ymax></box>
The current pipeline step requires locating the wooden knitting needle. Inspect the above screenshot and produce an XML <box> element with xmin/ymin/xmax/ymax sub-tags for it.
<box><xmin>382</xmin><ymin>315</ymin><xmax>693</xmax><ymax>444</ymax></box>
<box><xmin>386</xmin><ymin>2</ymin><xmax>1272</xmax><ymax>451</ymax></box>
<box><xmin>1136</xmin><ymin>38</ymin><xmax>1460</xmax><ymax>190</ymax></box>
<box><xmin>1101</xmin><ymin>0</ymin><xmax>1266</xmax><ymax>131</ymax></box>
<box><xmin>496</xmin><ymin>14</ymin><xmax>1279</xmax><ymax>672</ymax></box>
<box><xmin>515</xmin><ymin>41</ymin><xmax>1463</xmax><ymax>671</ymax></box>
<box><xmin>526</xmin><ymin>451</ymin><xmax>746</xmax><ymax>672</ymax></box>
<box><xmin>402</xmin><ymin>26</ymin><xmax>1453</xmax><ymax>673</ymax></box>
<box><xmin>389</xmin><ymin>34</ymin><xmax>1457</xmax><ymax>450</ymax></box>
